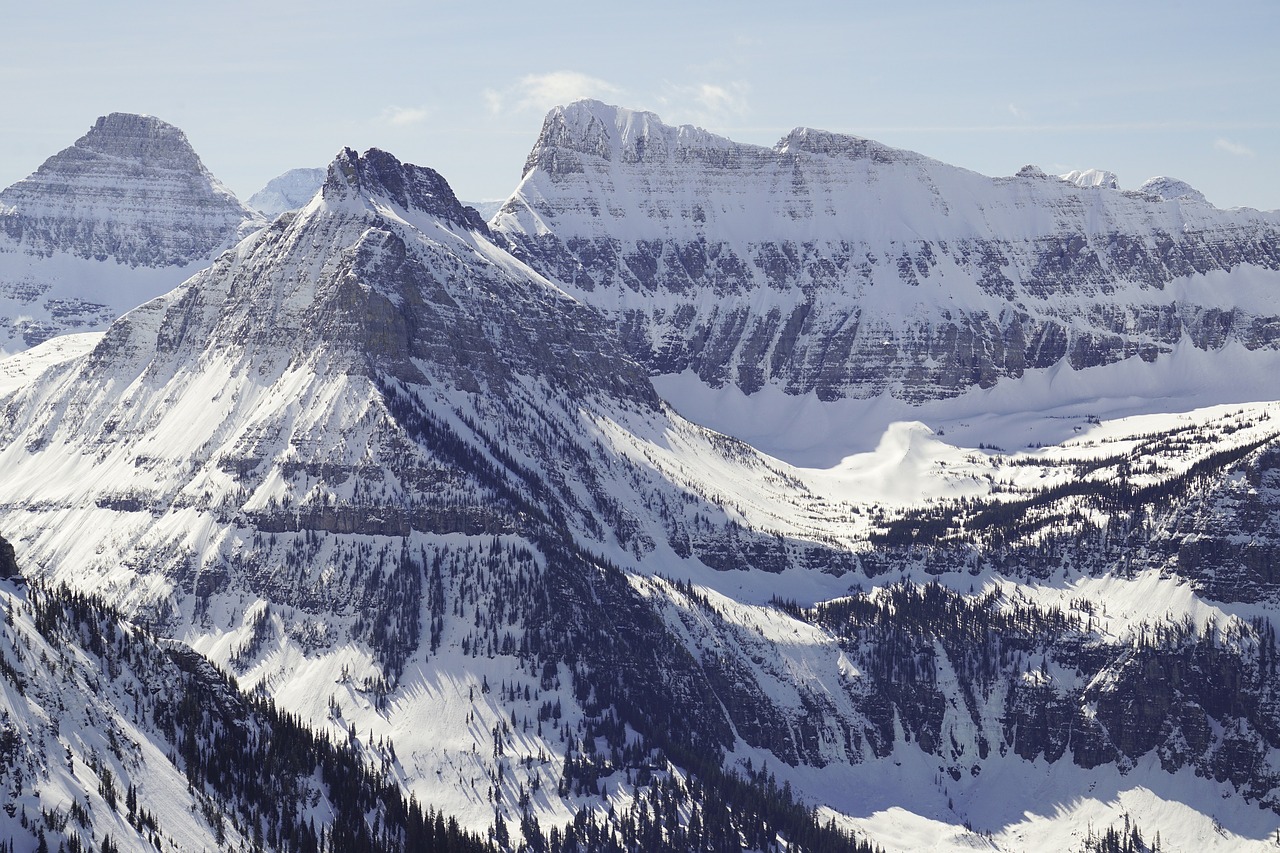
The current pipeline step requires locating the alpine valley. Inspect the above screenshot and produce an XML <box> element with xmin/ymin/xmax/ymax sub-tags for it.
<box><xmin>1</xmin><ymin>102</ymin><xmax>1279</xmax><ymax>853</ymax></box>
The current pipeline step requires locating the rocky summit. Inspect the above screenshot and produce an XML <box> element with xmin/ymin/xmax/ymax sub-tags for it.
<box><xmin>0</xmin><ymin>112</ymin><xmax>258</xmax><ymax>266</ymax></box>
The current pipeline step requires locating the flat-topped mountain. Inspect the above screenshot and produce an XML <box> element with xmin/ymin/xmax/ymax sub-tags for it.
<box><xmin>495</xmin><ymin>100</ymin><xmax>1280</xmax><ymax>403</ymax></box>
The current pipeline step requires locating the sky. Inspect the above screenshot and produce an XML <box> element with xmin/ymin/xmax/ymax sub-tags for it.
<box><xmin>1</xmin><ymin>0</ymin><xmax>1277</xmax><ymax>210</ymax></box>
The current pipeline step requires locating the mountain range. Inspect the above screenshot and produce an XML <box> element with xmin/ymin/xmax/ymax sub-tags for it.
<box><xmin>1</xmin><ymin>102</ymin><xmax>1278</xmax><ymax>852</ymax></box>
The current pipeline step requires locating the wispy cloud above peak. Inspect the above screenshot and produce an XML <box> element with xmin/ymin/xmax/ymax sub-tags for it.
<box><xmin>484</xmin><ymin>71</ymin><xmax>621</xmax><ymax>116</ymax></box>
<box><xmin>656</xmin><ymin>80</ymin><xmax>749</xmax><ymax>128</ymax></box>
<box><xmin>1214</xmin><ymin>137</ymin><xmax>1255</xmax><ymax>157</ymax></box>
<box><xmin>380</xmin><ymin>106</ymin><xmax>430</xmax><ymax>127</ymax></box>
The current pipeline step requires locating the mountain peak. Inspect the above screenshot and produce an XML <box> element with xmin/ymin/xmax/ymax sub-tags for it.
<box><xmin>0</xmin><ymin>112</ymin><xmax>258</xmax><ymax>267</ymax></box>
<box><xmin>248</xmin><ymin>166</ymin><xmax>326</xmax><ymax>216</ymax></box>
<box><xmin>1060</xmin><ymin>168</ymin><xmax>1120</xmax><ymax>189</ymax></box>
<box><xmin>74</xmin><ymin>112</ymin><xmax>207</xmax><ymax>172</ymax></box>
<box><xmin>321</xmin><ymin>147</ymin><xmax>488</xmax><ymax>232</ymax></box>
<box><xmin>1139</xmin><ymin>175</ymin><xmax>1209</xmax><ymax>204</ymax></box>
<box><xmin>774</xmin><ymin>126</ymin><xmax>921</xmax><ymax>164</ymax></box>
<box><xmin>523</xmin><ymin>100</ymin><xmax>739</xmax><ymax>176</ymax></box>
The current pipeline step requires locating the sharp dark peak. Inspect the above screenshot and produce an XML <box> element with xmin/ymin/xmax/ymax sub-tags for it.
<box><xmin>323</xmin><ymin>147</ymin><xmax>489</xmax><ymax>234</ymax></box>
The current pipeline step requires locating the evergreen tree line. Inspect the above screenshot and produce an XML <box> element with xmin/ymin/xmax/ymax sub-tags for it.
<box><xmin>25</xmin><ymin>581</ymin><xmax>492</xmax><ymax>853</ymax></box>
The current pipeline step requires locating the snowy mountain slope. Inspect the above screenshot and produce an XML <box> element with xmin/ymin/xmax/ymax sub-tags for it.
<box><xmin>0</xmin><ymin>566</ymin><xmax>494</xmax><ymax>853</ymax></box>
<box><xmin>634</xmin><ymin>574</ymin><xmax>1280</xmax><ymax>852</ymax></box>
<box><xmin>493</xmin><ymin>100</ymin><xmax>1280</xmax><ymax>405</ymax></box>
<box><xmin>3</xmin><ymin>126</ymin><xmax>1280</xmax><ymax>850</ymax></box>
<box><xmin>247</xmin><ymin>166</ymin><xmax>326</xmax><ymax>217</ymax></box>
<box><xmin>0</xmin><ymin>331</ymin><xmax>101</xmax><ymax>396</ymax></box>
<box><xmin>0</xmin><ymin>113</ymin><xmax>262</xmax><ymax>353</ymax></box>
<box><xmin>0</xmin><ymin>146</ymin><xmax>884</xmax><ymax>847</ymax></box>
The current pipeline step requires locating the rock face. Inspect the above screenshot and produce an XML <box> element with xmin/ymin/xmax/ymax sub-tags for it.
<box><xmin>0</xmin><ymin>113</ymin><xmax>261</xmax><ymax>351</ymax></box>
<box><xmin>494</xmin><ymin>100</ymin><xmax>1280</xmax><ymax>402</ymax></box>
<box><xmin>0</xmin><ymin>534</ymin><xmax>16</xmax><ymax>579</ymax></box>
<box><xmin>247</xmin><ymin>166</ymin><xmax>326</xmax><ymax>216</ymax></box>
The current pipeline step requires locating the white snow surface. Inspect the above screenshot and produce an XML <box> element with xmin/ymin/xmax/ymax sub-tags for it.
<box><xmin>0</xmin><ymin>330</ymin><xmax>101</xmax><ymax>395</ymax></box>
<box><xmin>654</xmin><ymin>339</ymin><xmax>1280</xmax><ymax>467</ymax></box>
<box><xmin>1140</xmin><ymin>175</ymin><xmax>1211</xmax><ymax>204</ymax></box>
<box><xmin>1060</xmin><ymin>168</ymin><xmax>1121</xmax><ymax>189</ymax></box>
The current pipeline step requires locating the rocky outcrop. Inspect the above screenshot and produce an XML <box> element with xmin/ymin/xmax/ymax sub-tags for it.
<box><xmin>0</xmin><ymin>534</ymin><xmax>17</xmax><ymax>580</ymax></box>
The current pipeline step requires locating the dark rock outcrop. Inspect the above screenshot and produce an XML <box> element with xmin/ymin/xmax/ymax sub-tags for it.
<box><xmin>0</xmin><ymin>534</ymin><xmax>17</xmax><ymax>580</ymax></box>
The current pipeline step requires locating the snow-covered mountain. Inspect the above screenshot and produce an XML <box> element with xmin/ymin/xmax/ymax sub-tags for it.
<box><xmin>1060</xmin><ymin>168</ymin><xmax>1120</xmax><ymax>189</ymax></box>
<box><xmin>0</xmin><ymin>113</ymin><xmax>261</xmax><ymax>353</ymax></box>
<box><xmin>493</xmin><ymin>100</ymin><xmax>1280</xmax><ymax>409</ymax></box>
<box><xmin>0</xmin><ymin>144</ymin><xmax>866</xmax><ymax>845</ymax></box>
<box><xmin>3</xmin><ymin>106</ymin><xmax>1280</xmax><ymax>851</ymax></box>
<box><xmin>0</xmin><ymin>542</ymin><xmax>496</xmax><ymax>853</ymax></box>
<box><xmin>247</xmin><ymin>166</ymin><xmax>326</xmax><ymax>217</ymax></box>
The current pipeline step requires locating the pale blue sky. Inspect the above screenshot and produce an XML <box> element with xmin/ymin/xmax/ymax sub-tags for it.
<box><xmin>2</xmin><ymin>0</ymin><xmax>1276</xmax><ymax>209</ymax></box>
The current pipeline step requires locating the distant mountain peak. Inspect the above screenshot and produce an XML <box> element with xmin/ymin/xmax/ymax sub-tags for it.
<box><xmin>248</xmin><ymin>166</ymin><xmax>325</xmax><ymax>216</ymax></box>
<box><xmin>322</xmin><ymin>146</ymin><xmax>488</xmax><ymax>232</ymax></box>
<box><xmin>1060</xmin><ymin>168</ymin><xmax>1120</xmax><ymax>189</ymax></box>
<box><xmin>497</xmin><ymin>101</ymin><xmax>1280</xmax><ymax>405</ymax></box>
<box><xmin>524</xmin><ymin>99</ymin><xmax>740</xmax><ymax>175</ymax></box>
<box><xmin>1139</xmin><ymin>175</ymin><xmax>1209</xmax><ymax>204</ymax></box>
<box><xmin>75</xmin><ymin>112</ymin><xmax>207</xmax><ymax>171</ymax></box>
<box><xmin>0</xmin><ymin>111</ymin><xmax>259</xmax><ymax>267</ymax></box>
<box><xmin>774</xmin><ymin>126</ymin><xmax>923</xmax><ymax>165</ymax></box>
<box><xmin>0</xmin><ymin>112</ymin><xmax>262</xmax><ymax>351</ymax></box>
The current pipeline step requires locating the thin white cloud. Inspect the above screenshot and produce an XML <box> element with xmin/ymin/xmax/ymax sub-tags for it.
<box><xmin>1214</xmin><ymin>137</ymin><xmax>1255</xmax><ymax>157</ymax></box>
<box><xmin>380</xmin><ymin>106</ymin><xmax>430</xmax><ymax>127</ymax></box>
<box><xmin>1008</xmin><ymin>103</ymin><xmax>1023</xmax><ymax>118</ymax></box>
<box><xmin>693</xmin><ymin>83</ymin><xmax>748</xmax><ymax>116</ymax></box>
<box><xmin>656</xmin><ymin>81</ymin><xmax>749</xmax><ymax>128</ymax></box>
<box><xmin>485</xmin><ymin>71</ymin><xmax>621</xmax><ymax>116</ymax></box>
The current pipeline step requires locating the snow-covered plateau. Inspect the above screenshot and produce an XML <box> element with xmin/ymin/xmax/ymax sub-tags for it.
<box><xmin>0</xmin><ymin>103</ymin><xmax>1278</xmax><ymax>852</ymax></box>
